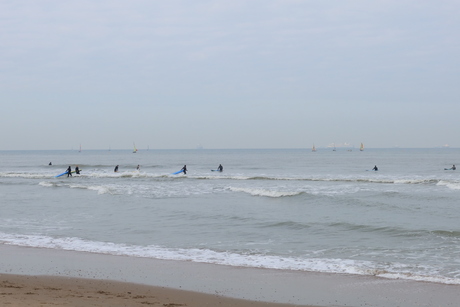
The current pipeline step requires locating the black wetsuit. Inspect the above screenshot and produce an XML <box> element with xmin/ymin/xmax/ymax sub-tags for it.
<box><xmin>114</xmin><ymin>165</ymin><xmax>119</xmax><ymax>172</ymax></box>
<box><xmin>66</xmin><ymin>166</ymin><xmax>72</xmax><ymax>177</ymax></box>
<box><xmin>218</xmin><ymin>164</ymin><xmax>223</xmax><ymax>172</ymax></box>
<box><xmin>181</xmin><ymin>165</ymin><xmax>187</xmax><ymax>174</ymax></box>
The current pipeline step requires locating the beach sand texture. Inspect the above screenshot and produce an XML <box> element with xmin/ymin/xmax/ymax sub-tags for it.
<box><xmin>0</xmin><ymin>274</ymin><xmax>310</xmax><ymax>307</ymax></box>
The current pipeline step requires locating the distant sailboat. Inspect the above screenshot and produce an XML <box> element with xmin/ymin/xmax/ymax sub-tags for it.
<box><xmin>360</xmin><ymin>143</ymin><xmax>364</xmax><ymax>151</ymax></box>
<box><xmin>312</xmin><ymin>144</ymin><xmax>316</xmax><ymax>152</ymax></box>
<box><xmin>133</xmin><ymin>142</ymin><xmax>138</xmax><ymax>153</ymax></box>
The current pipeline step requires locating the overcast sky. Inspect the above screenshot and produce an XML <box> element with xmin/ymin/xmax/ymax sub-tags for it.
<box><xmin>1</xmin><ymin>0</ymin><xmax>459</xmax><ymax>150</ymax></box>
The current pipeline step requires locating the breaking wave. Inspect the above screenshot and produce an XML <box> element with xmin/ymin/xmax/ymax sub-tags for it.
<box><xmin>0</xmin><ymin>232</ymin><xmax>459</xmax><ymax>285</ymax></box>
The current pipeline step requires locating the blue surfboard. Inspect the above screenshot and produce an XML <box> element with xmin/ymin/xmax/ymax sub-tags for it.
<box><xmin>55</xmin><ymin>171</ymin><xmax>69</xmax><ymax>178</ymax></box>
<box><xmin>55</xmin><ymin>170</ymin><xmax>81</xmax><ymax>177</ymax></box>
<box><xmin>172</xmin><ymin>170</ymin><xmax>184</xmax><ymax>175</ymax></box>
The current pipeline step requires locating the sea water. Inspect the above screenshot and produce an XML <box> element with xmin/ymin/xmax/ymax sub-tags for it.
<box><xmin>1</xmin><ymin>148</ymin><xmax>459</xmax><ymax>285</ymax></box>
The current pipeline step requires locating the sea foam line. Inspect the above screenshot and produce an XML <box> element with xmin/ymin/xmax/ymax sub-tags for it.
<box><xmin>0</xmin><ymin>171</ymin><xmax>451</xmax><ymax>185</ymax></box>
<box><xmin>0</xmin><ymin>233</ymin><xmax>459</xmax><ymax>285</ymax></box>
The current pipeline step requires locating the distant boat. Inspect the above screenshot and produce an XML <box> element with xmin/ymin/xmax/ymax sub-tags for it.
<box><xmin>312</xmin><ymin>144</ymin><xmax>316</xmax><ymax>152</ymax></box>
<box><xmin>133</xmin><ymin>142</ymin><xmax>138</xmax><ymax>153</ymax></box>
<box><xmin>360</xmin><ymin>143</ymin><xmax>364</xmax><ymax>151</ymax></box>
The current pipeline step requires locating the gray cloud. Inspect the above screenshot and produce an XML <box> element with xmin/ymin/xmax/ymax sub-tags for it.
<box><xmin>1</xmin><ymin>0</ymin><xmax>459</xmax><ymax>149</ymax></box>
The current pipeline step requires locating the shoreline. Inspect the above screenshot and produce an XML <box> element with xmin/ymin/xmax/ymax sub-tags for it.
<box><xmin>1</xmin><ymin>244</ymin><xmax>460</xmax><ymax>306</ymax></box>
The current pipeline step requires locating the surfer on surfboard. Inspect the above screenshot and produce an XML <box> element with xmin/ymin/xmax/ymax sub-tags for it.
<box><xmin>217</xmin><ymin>164</ymin><xmax>223</xmax><ymax>172</ymax></box>
<box><xmin>372</xmin><ymin>165</ymin><xmax>378</xmax><ymax>171</ymax></box>
<box><xmin>181</xmin><ymin>165</ymin><xmax>187</xmax><ymax>174</ymax></box>
<box><xmin>445</xmin><ymin>165</ymin><xmax>456</xmax><ymax>170</ymax></box>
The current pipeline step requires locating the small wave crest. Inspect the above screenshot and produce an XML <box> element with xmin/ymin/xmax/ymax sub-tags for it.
<box><xmin>0</xmin><ymin>172</ymin><xmax>55</xmax><ymax>179</ymax></box>
<box><xmin>228</xmin><ymin>187</ymin><xmax>303</xmax><ymax>198</ymax></box>
<box><xmin>39</xmin><ymin>181</ymin><xmax>114</xmax><ymax>195</ymax></box>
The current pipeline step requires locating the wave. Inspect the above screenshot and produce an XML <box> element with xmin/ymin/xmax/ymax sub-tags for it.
<box><xmin>326</xmin><ymin>222</ymin><xmax>460</xmax><ymax>240</ymax></box>
<box><xmin>1</xmin><ymin>232</ymin><xmax>459</xmax><ymax>285</ymax></box>
<box><xmin>4</xmin><ymin>171</ymin><xmax>460</xmax><ymax>191</ymax></box>
<box><xmin>39</xmin><ymin>181</ymin><xmax>115</xmax><ymax>195</ymax></box>
<box><xmin>227</xmin><ymin>187</ymin><xmax>303</xmax><ymax>198</ymax></box>
<box><xmin>437</xmin><ymin>180</ymin><xmax>460</xmax><ymax>190</ymax></box>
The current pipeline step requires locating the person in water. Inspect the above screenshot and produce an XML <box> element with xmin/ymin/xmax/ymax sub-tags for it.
<box><xmin>181</xmin><ymin>165</ymin><xmax>187</xmax><ymax>174</ymax></box>
<box><xmin>75</xmin><ymin>166</ymin><xmax>80</xmax><ymax>174</ymax></box>
<box><xmin>49</xmin><ymin>162</ymin><xmax>52</xmax><ymax>166</ymax></box>
<box><xmin>66</xmin><ymin>166</ymin><xmax>72</xmax><ymax>177</ymax></box>
<box><xmin>137</xmin><ymin>165</ymin><xmax>140</xmax><ymax>170</ymax></box>
<box><xmin>114</xmin><ymin>165</ymin><xmax>119</xmax><ymax>172</ymax></box>
<box><xmin>217</xmin><ymin>164</ymin><xmax>223</xmax><ymax>172</ymax></box>
<box><xmin>372</xmin><ymin>165</ymin><xmax>378</xmax><ymax>171</ymax></box>
<box><xmin>450</xmin><ymin>165</ymin><xmax>456</xmax><ymax>170</ymax></box>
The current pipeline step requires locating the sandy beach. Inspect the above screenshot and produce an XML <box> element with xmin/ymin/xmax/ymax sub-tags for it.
<box><xmin>0</xmin><ymin>274</ymin><xmax>311</xmax><ymax>307</ymax></box>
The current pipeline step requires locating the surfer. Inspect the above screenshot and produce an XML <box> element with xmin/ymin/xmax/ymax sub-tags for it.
<box><xmin>66</xmin><ymin>166</ymin><xmax>72</xmax><ymax>177</ymax></box>
<box><xmin>49</xmin><ymin>162</ymin><xmax>52</xmax><ymax>166</ymax></box>
<box><xmin>181</xmin><ymin>165</ymin><xmax>187</xmax><ymax>175</ymax></box>
<box><xmin>217</xmin><ymin>164</ymin><xmax>223</xmax><ymax>172</ymax></box>
<box><xmin>372</xmin><ymin>165</ymin><xmax>378</xmax><ymax>171</ymax></box>
<box><xmin>137</xmin><ymin>165</ymin><xmax>140</xmax><ymax>170</ymax></box>
<box><xmin>114</xmin><ymin>165</ymin><xmax>119</xmax><ymax>172</ymax></box>
<box><xmin>75</xmin><ymin>166</ymin><xmax>80</xmax><ymax>174</ymax></box>
<box><xmin>447</xmin><ymin>165</ymin><xmax>456</xmax><ymax>170</ymax></box>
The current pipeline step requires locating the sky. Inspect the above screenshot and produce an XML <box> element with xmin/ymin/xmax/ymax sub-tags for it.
<box><xmin>1</xmin><ymin>0</ymin><xmax>459</xmax><ymax>150</ymax></box>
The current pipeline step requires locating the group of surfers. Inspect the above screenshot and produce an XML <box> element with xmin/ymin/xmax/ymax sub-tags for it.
<box><xmin>56</xmin><ymin>164</ymin><xmax>224</xmax><ymax>177</ymax></box>
<box><xmin>113</xmin><ymin>164</ymin><xmax>223</xmax><ymax>175</ymax></box>
<box><xmin>55</xmin><ymin>163</ymin><xmax>456</xmax><ymax>177</ymax></box>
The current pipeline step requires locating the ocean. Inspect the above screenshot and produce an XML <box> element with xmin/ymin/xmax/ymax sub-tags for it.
<box><xmin>1</xmin><ymin>148</ymin><xmax>459</xmax><ymax>286</ymax></box>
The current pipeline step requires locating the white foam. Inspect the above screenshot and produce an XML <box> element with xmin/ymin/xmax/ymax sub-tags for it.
<box><xmin>0</xmin><ymin>172</ymin><xmax>54</xmax><ymax>179</ymax></box>
<box><xmin>228</xmin><ymin>187</ymin><xmax>302</xmax><ymax>198</ymax></box>
<box><xmin>1</xmin><ymin>232</ymin><xmax>459</xmax><ymax>285</ymax></box>
<box><xmin>38</xmin><ymin>181</ymin><xmax>55</xmax><ymax>187</ymax></box>
<box><xmin>437</xmin><ymin>180</ymin><xmax>460</xmax><ymax>190</ymax></box>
